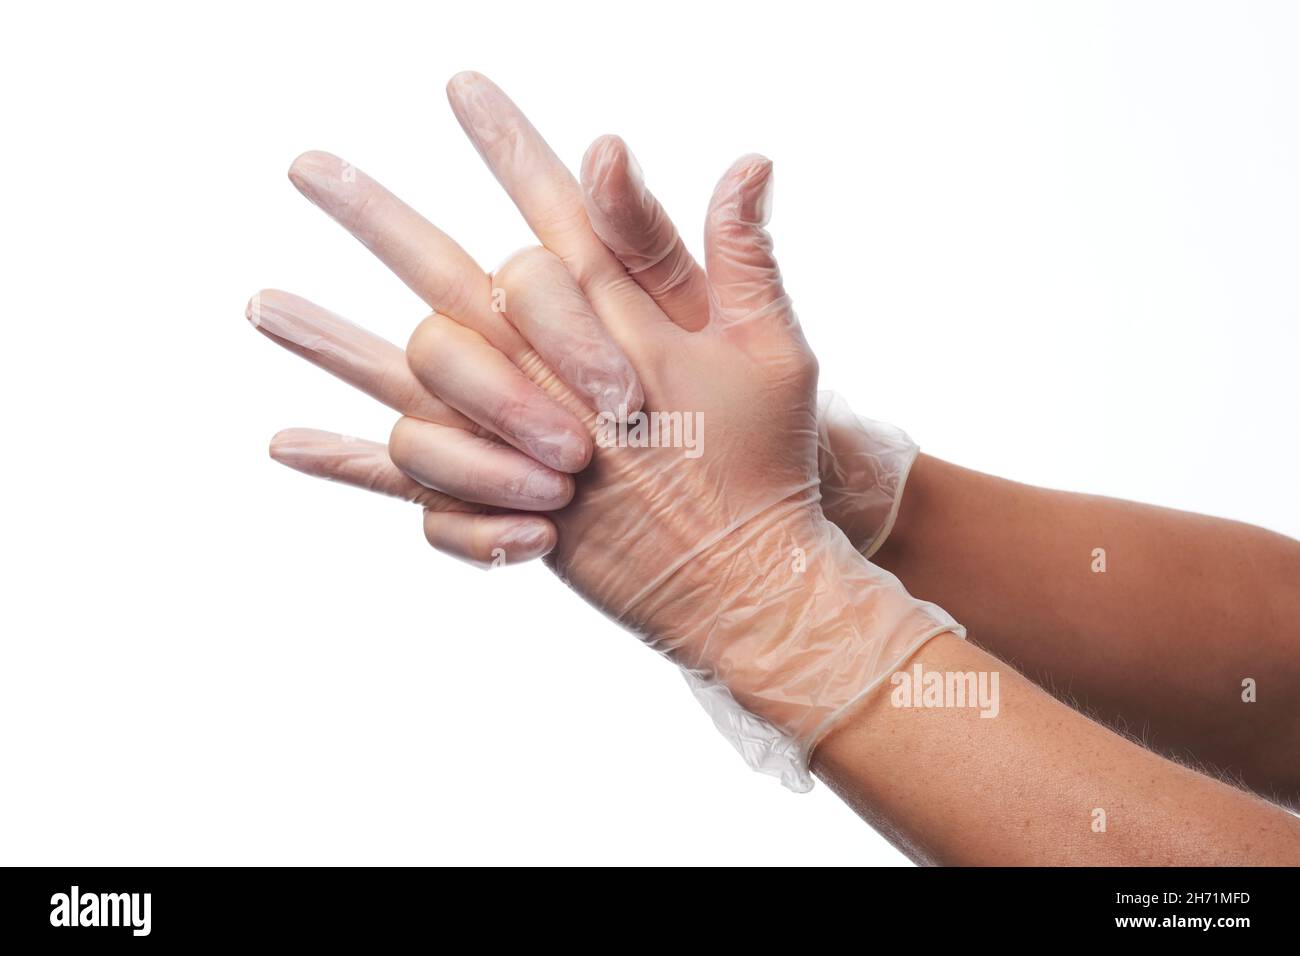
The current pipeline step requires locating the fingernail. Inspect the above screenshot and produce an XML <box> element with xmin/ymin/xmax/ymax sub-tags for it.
<box><xmin>624</xmin><ymin>151</ymin><xmax>645</xmax><ymax>198</ymax></box>
<box><xmin>288</xmin><ymin>150</ymin><xmax>359</xmax><ymax>219</ymax></box>
<box><xmin>268</xmin><ymin>428</ymin><xmax>321</xmax><ymax>466</ymax></box>
<box><xmin>446</xmin><ymin>71</ymin><xmax>504</xmax><ymax>158</ymax></box>
<box><xmin>512</xmin><ymin>467</ymin><xmax>574</xmax><ymax>507</ymax></box>
<box><xmin>607</xmin><ymin>136</ymin><xmax>644</xmax><ymax>195</ymax></box>
<box><xmin>582</xmin><ymin>136</ymin><xmax>617</xmax><ymax>196</ymax></box>
<box><xmin>571</xmin><ymin>358</ymin><xmax>643</xmax><ymax>420</ymax></box>
<box><xmin>559</xmin><ymin>348</ymin><xmax>643</xmax><ymax>421</ymax></box>
<box><xmin>594</xmin><ymin>376</ymin><xmax>644</xmax><ymax>420</ymax></box>
<box><xmin>497</xmin><ymin>521</ymin><xmax>555</xmax><ymax>562</ymax></box>
<box><xmin>527</xmin><ymin>430</ymin><xmax>590</xmax><ymax>473</ymax></box>
<box><xmin>584</xmin><ymin>135</ymin><xmax>643</xmax><ymax>214</ymax></box>
<box><xmin>246</xmin><ymin>292</ymin><xmax>262</xmax><ymax>327</ymax></box>
<box><xmin>741</xmin><ymin>159</ymin><xmax>774</xmax><ymax>226</ymax></box>
<box><xmin>268</xmin><ymin>428</ymin><xmax>345</xmax><ymax>469</ymax></box>
<box><xmin>246</xmin><ymin>289</ymin><xmax>314</xmax><ymax>345</ymax></box>
<box><xmin>245</xmin><ymin>289</ymin><xmax>371</xmax><ymax>364</ymax></box>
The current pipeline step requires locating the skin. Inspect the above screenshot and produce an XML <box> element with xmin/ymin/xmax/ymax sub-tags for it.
<box><xmin>871</xmin><ymin>456</ymin><xmax>1300</xmax><ymax>806</ymax></box>
<box><xmin>574</xmin><ymin>101</ymin><xmax>1300</xmax><ymax>809</ymax></box>
<box><xmin>252</xmin><ymin>70</ymin><xmax>1300</xmax><ymax>863</ymax></box>
<box><xmin>813</xmin><ymin>633</ymin><xmax>1300</xmax><ymax>865</ymax></box>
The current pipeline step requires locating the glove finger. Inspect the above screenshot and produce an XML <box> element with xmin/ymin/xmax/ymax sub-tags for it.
<box><xmin>703</xmin><ymin>155</ymin><xmax>800</xmax><ymax>344</ymax></box>
<box><xmin>581</xmin><ymin>135</ymin><xmax>710</xmax><ymax>332</ymax></box>
<box><xmin>287</xmin><ymin>150</ymin><xmax>523</xmax><ymax>359</ymax></box>
<box><xmin>247</xmin><ymin>289</ymin><xmax>473</xmax><ymax>430</ymax></box>
<box><xmin>406</xmin><ymin>311</ymin><xmax>592</xmax><ymax>473</ymax></box>
<box><xmin>389</xmin><ymin>416</ymin><xmax>574</xmax><ymax>512</ymax></box>
<box><xmin>250</xmin><ymin>288</ymin><xmax>584</xmax><ymax>487</ymax></box>
<box><xmin>268</xmin><ymin>428</ymin><xmax>556</xmax><ymax>566</ymax></box>
<box><xmin>423</xmin><ymin>508</ymin><xmax>557</xmax><ymax>569</ymax></box>
<box><xmin>445</xmin><ymin>71</ymin><xmax>669</xmax><ymax>349</ymax></box>
<box><xmin>494</xmin><ymin>247</ymin><xmax>644</xmax><ymax>418</ymax></box>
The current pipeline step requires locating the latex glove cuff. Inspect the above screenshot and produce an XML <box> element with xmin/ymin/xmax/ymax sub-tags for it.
<box><xmin>817</xmin><ymin>391</ymin><xmax>920</xmax><ymax>559</ymax></box>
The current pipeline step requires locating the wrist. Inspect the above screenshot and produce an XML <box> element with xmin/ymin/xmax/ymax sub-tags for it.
<box><xmin>816</xmin><ymin>394</ymin><xmax>920</xmax><ymax>557</ymax></box>
<box><xmin>654</xmin><ymin>498</ymin><xmax>960</xmax><ymax>741</ymax></box>
<box><xmin>866</xmin><ymin>452</ymin><xmax>934</xmax><ymax>571</ymax></box>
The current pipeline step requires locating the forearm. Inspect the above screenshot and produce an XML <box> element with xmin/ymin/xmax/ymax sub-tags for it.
<box><xmin>812</xmin><ymin>632</ymin><xmax>1300</xmax><ymax>866</ymax></box>
<box><xmin>871</xmin><ymin>454</ymin><xmax>1300</xmax><ymax>802</ymax></box>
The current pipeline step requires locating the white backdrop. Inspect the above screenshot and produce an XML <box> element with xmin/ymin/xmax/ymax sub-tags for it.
<box><xmin>1</xmin><ymin>1</ymin><xmax>1296</xmax><ymax>865</ymax></box>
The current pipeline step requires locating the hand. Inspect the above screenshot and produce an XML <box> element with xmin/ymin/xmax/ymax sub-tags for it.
<box><xmin>457</xmin><ymin>72</ymin><xmax>922</xmax><ymax>558</ymax></box>
<box><xmin>257</xmin><ymin>72</ymin><xmax>919</xmax><ymax>568</ymax></box>
<box><xmin>248</xmin><ymin>136</ymin><xmax>646</xmax><ymax>567</ymax></box>
<box><xmin>254</xmin><ymin>138</ymin><xmax>961</xmax><ymax>789</ymax></box>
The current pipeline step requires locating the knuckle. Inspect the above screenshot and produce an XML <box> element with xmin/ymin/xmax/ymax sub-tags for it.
<box><xmin>406</xmin><ymin>313</ymin><xmax>453</xmax><ymax>375</ymax></box>
<box><xmin>411</xmin><ymin>260</ymin><xmax>478</xmax><ymax>320</ymax></box>
<box><xmin>420</xmin><ymin>509</ymin><xmax>441</xmax><ymax>548</ymax></box>
<box><xmin>495</xmin><ymin>245</ymin><xmax>558</xmax><ymax>292</ymax></box>
<box><xmin>386</xmin><ymin>417</ymin><xmax>421</xmax><ymax>471</ymax></box>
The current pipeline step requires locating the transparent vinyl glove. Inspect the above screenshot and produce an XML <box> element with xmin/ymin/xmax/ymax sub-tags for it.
<box><xmin>816</xmin><ymin>393</ymin><xmax>919</xmax><ymax>559</ymax></box>
<box><xmin>254</xmin><ymin>140</ymin><xmax>963</xmax><ymax>790</ymax></box>
<box><xmin>505</xmin><ymin>159</ymin><xmax>960</xmax><ymax>789</ymax></box>
<box><xmin>578</xmin><ymin>127</ymin><xmax>918</xmax><ymax>559</ymax></box>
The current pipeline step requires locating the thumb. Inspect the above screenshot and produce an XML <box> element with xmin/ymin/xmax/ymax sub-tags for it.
<box><xmin>703</xmin><ymin>155</ymin><xmax>795</xmax><ymax>338</ymax></box>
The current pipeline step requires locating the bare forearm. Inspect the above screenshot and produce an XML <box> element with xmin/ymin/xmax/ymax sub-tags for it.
<box><xmin>871</xmin><ymin>455</ymin><xmax>1300</xmax><ymax>802</ymax></box>
<box><xmin>812</xmin><ymin>633</ymin><xmax>1300</xmax><ymax>866</ymax></box>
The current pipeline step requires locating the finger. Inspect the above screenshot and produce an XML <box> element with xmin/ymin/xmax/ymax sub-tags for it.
<box><xmin>704</xmin><ymin>155</ymin><xmax>798</xmax><ymax>340</ymax></box>
<box><xmin>445</xmin><ymin>71</ymin><xmax>667</xmax><ymax>341</ymax></box>
<box><xmin>257</xmin><ymin>318</ymin><xmax>575</xmax><ymax>505</ymax></box>
<box><xmin>495</xmin><ymin>248</ymin><xmax>643</xmax><ymax>417</ymax></box>
<box><xmin>388</xmin><ymin>416</ymin><xmax>574</xmax><ymax>512</ymax></box>
<box><xmin>581</xmin><ymin>135</ymin><xmax>710</xmax><ymax>331</ymax></box>
<box><xmin>407</xmin><ymin>311</ymin><xmax>592</xmax><ymax>473</ymax></box>
<box><xmin>423</xmin><ymin>508</ymin><xmax>557</xmax><ymax>568</ymax></box>
<box><xmin>250</xmin><ymin>291</ymin><xmax>581</xmax><ymax>506</ymax></box>
<box><xmin>287</xmin><ymin>150</ymin><xmax>524</xmax><ymax>359</ymax></box>
<box><xmin>247</xmin><ymin>289</ymin><xmax>473</xmax><ymax>429</ymax></box>
<box><xmin>445</xmin><ymin>72</ymin><xmax>608</xmax><ymax>273</ymax></box>
<box><xmin>268</xmin><ymin>428</ymin><xmax>556</xmax><ymax>566</ymax></box>
<box><xmin>287</xmin><ymin>153</ymin><xmax>596</xmax><ymax>465</ymax></box>
<box><xmin>269</xmin><ymin>428</ymin><xmax>466</xmax><ymax>510</ymax></box>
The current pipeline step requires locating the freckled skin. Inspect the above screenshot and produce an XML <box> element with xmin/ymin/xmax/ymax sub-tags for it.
<box><xmin>873</xmin><ymin>455</ymin><xmax>1300</xmax><ymax>808</ymax></box>
<box><xmin>814</xmin><ymin>633</ymin><xmax>1300</xmax><ymax>865</ymax></box>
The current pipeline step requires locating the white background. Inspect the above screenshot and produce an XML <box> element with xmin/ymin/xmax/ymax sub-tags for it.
<box><xmin>1</xmin><ymin>1</ymin><xmax>1296</xmax><ymax>865</ymax></box>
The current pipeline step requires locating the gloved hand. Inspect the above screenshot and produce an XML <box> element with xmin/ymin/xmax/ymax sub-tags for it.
<box><xmin>578</xmin><ymin>130</ymin><xmax>922</xmax><ymax>559</ymax></box>
<box><xmin>252</xmin><ymin>285</ymin><xmax>916</xmax><ymax>565</ymax></box>
<box><xmin>248</xmin><ymin>135</ymin><xmax>648</xmax><ymax>567</ymax></box>
<box><xmin>261</xmin><ymin>71</ymin><xmax>919</xmax><ymax>563</ymax></box>
<box><xmin>254</xmin><ymin>141</ymin><xmax>962</xmax><ymax>790</ymax></box>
